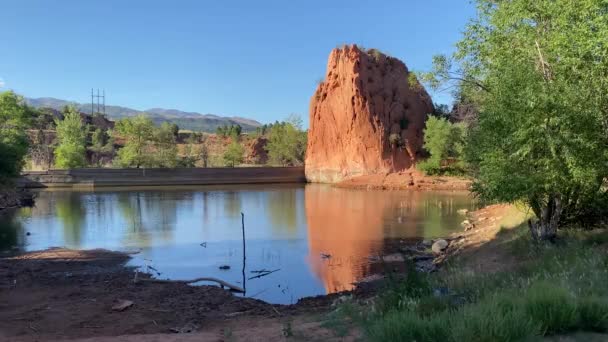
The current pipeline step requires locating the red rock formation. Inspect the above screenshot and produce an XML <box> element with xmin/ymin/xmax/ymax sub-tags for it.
<box><xmin>245</xmin><ymin>137</ymin><xmax>269</xmax><ymax>164</ymax></box>
<box><xmin>306</xmin><ymin>45</ymin><xmax>434</xmax><ymax>183</ymax></box>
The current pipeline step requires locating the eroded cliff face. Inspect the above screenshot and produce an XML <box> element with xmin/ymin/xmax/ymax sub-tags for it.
<box><xmin>305</xmin><ymin>45</ymin><xmax>433</xmax><ymax>183</ymax></box>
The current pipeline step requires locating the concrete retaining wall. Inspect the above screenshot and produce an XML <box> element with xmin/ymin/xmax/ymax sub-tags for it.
<box><xmin>19</xmin><ymin>167</ymin><xmax>306</xmax><ymax>188</ymax></box>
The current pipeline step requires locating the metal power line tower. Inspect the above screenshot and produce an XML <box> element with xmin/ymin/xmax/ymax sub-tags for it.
<box><xmin>91</xmin><ymin>88</ymin><xmax>106</xmax><ymax>117</ymax></box>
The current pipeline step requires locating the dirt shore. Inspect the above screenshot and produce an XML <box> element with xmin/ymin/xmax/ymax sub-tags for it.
<box><xmin>0</xmin><ymin>248</ymin><xmax>372</xmax><ymax>342</ymax></box>
<box><xmin>335</xmin><ymin>171</ymin><xmax>472</xmax><ymax>191</ymax></box>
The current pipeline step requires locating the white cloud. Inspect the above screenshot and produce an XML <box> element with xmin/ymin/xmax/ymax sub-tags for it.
<box><xmin>0</xmin><ymin>78</ymin><xmax>4</xmax><ymax>88</ymax></box>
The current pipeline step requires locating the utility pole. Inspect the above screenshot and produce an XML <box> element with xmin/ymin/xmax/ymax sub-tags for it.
<box><xmin>91</xmin><ymin>88</ymin><xmax>106</xmax><ymax>117</ymax></box>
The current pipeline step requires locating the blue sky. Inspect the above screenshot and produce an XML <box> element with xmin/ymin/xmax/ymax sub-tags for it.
<box><xmin>0</xmin><ymin>0</ymin><xmax>476</xmax><ymax>125</ymax></box>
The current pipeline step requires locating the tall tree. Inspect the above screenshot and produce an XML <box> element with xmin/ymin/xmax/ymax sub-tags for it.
<box><xmin>421</xmin><ymin>0</ymin><xmax>608</xmax><ymax>240</ymax></box>
<box><xmin>54</xmin><ymin>106</ymin><xmax>87</xmax><ymax>169</ymax></box>
<box><xmin>114</xmin><ymin>115</ymin><xmax>155</xmax><ymax>168</ymax></box>
<box><xmin>153</xmin><ymin>122</ymin><xmax>179</xmax><ymax>167</ymax></box>
<box><xmin>266</xmin><ymin>114</ymin><xmax>307</xmax><ymax>166</ymax></box>
<box><xmin>223</xmin><ymin>138</ymin><xmax>244</xmax><ymax>167</ymax></box>
<box><xmin>0</xmin><ymin>91</ymin><xmax>33</xmax><ymax>182</ymax></box>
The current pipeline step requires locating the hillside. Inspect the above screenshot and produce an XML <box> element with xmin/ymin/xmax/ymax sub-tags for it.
<box><xmin>25</xmin><ymin>97</ymin><xmax>261</xmax><ymax>132</ymax></box>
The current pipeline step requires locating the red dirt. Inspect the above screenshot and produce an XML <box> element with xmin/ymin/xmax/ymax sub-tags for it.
<box><xmin>335</xmin><ymin>170</ymin><xmax>472</xmax><ymax>191</ymax></box>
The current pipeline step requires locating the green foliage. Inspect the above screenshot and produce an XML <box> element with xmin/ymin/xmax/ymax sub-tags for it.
<box><xmin>216</xmin><ymin>124</ymin><xmax>242</xmax><ymax>137</ymax></box>
<box><xmin>524</xmin><ymin>282</ymin><xmax>579</xmax><ymax>334</ymax></box>
<box><xmin>420</xmin><ymin>0</ymin><xmax>608</xmax><ymax>235</ymax></box>
<box><xmin>266</xmin><ymin>114</ymin><xmax>307</xmax><ymax>166</ymax></box>
<box><xmin>91</xmin><ymin>128</ymin><xmax>107</xmax><ymax>149</ymax></box>
<box><xmin>153</xmin><ymin>122</ymin><xmax>179</xmax><ymax>168</ymax></box>
<box><xmin>350</xmin><ymin>225</ymin><xmax>608</xmax><ymax>341</ymax></box>
<box><xmin>54</xmin><ymin>106</ymin><xmax>86</xmax><ymax>169</ymax></box>
<box><xmin>114</xmin><ymin>115</ymin><xmax>155</xmax><ymax>168</ymax></box>
<box><xmin>577</xmin><ymin>296</ymin><xmax>608</xmax><ymax>332</ymax></box>
<box><xmin>0</xmin><ymin>91</ymin><xmax>32</xmax><ymax>182</ymax></box>
<box><xmin>223</xmin><ymin>139</ymin><xmax>244</xmax><ymax>167</ymax></box>
<box><xmin>418</xmin><ymin>116</ymin><xmax>466</xmax><ymax>175</ymax></box>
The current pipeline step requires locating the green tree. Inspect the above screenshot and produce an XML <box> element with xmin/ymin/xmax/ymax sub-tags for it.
<box><xmin>421</xmin><ymin>0</ymin><xmax>608</xmax><ymax>240</ymax></box>
<box><xmin>153</xmin><ymin>122</ymin><xmax>179</xmax><ymax>167</ymax></box>
<box><xmin>266</xmin><ymin>114</ymin><xmax>307</xmax><ymax>166</ymax></box>
<box><xmin>91</xmin><ymin>128</ymin><xmax>107</xmax><ymax>149</ymax></box>
<box><xmin>223</xmin><ymin>139</ymin><xmax>244</xmax><ymax>167</ymax></box>
<box><xmin>0</xmin><ymin>91</ymin><xmax>33</xmax><ymax>182</ymax></box>
<box><xmin>114</xmin><ymin>115</ymin><xmax>155</xmax><ymax>168</ymax></box>
<box><xmin>54</xmin><ymin>106</ymin><xmax>87</xmax><ymax>169</ymax></box>
<box><xmin>417</xmin><ymin>116</ymin><xmax>466</xmax><ymax>175</ymax></box>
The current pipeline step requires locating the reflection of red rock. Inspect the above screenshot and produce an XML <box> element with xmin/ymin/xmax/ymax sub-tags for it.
<box><xmin>304</xmin><ymin>186</ymin><xmax>422</xmax><ymax>293</ymax></box>
<box><xmin>306</xmin><ymin>45</ymin><xmax>434</xmax><ymax>183</ymax></box>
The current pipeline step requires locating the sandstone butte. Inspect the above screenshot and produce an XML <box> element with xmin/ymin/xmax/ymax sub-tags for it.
<box><xmin>305</xmin><ymin>44</ymin><xmax>434</xmax><ymax>183</ymax></box>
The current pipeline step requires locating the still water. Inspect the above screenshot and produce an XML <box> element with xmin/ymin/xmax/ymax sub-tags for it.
<box><xmin>0</xmin><ymin>184</ymin><xmax>475</xmax><ymax>304</ymax></box>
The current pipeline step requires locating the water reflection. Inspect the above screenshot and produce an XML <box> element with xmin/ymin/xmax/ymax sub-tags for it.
<box><xmin>305</xmin><ymin>187</ymin><xmax>476</xmax><ymax>293</ymax></box>
<box><xmin>0</xmin><ymin>184</ymin><xmax>475</xmax><ymax>303</ymax></box>
<box><xmin>55</xmin><ymin>192</ymin><xmax>87</xmax><ymax>246</ymax></box>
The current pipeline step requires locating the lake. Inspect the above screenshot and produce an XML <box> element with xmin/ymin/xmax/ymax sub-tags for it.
<box><xmin>0</xmin><ymin>184</ymin><xmax>475</xmax><ymax>304</ymax></box>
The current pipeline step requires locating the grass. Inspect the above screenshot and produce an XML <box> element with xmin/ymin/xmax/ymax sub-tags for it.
<box><xmin>333</xmin><ymin>224</ymin><xmax>608</xmax><ymax>341</ymax></box>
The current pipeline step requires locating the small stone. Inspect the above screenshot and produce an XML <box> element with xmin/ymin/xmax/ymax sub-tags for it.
<box><xmin>457</xmin><ymin>209</ymin><xmax>469</xmax><ymax>216</ymax></box>
<box><xmin>432</xmin><ymin>239</ymin><xmax>449</xmax><ymax>254</ymax></box>
<box><xmin>112</xmin><ymin>299</ymin><xmax>134</xmax><ymax>312</ymax></box>
<box><xmin>421</xmin><ymin>239</ymin><xmax>433</xmax><ymax>247</ymax></box>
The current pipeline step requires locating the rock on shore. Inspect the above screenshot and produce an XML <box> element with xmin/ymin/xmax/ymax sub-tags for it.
<box><xmin>305</xmin><ymin>44</ymin><xmax>434</xmax><ymax>183</ymax></box>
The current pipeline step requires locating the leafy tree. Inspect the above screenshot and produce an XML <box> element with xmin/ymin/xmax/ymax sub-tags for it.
<box><xmin>169</xmin><ymin>123</ymin><xmax>179</xmax><ymax>138</ymax></box>
<box><xmin>266</xmin><ymin>114</ymin><xmax>307</xmax><ymax>166</ymax></box>
<box><xmin>223</xmin><ymin>139</ymin><xmax>244</xmax><ymax>167</ymax></box>
<box><xmin>420</xmin><ymin>0</ymin><xmax>608</xmax><ymax>240</ymax></box>
<box><xmin>91</xmin><ymin>128</ymin><xmax>107</xmax><ymax>149</ymax></box>
<box><xmin>114</xmin><ymin>114</ymin><xmax>155</xmax><ymax>168</ymax></box>
<box><xmin>153</xmin><ymin>122</ymin><xmax>179</xmax><ymax>167</ymax></box>
<box><xmin>0</xmin><ymin>91</ymin><xmax>33</xmax><ymax>182</ymax></box>
<box><xmin>54</xmin><ymin>106</ymin><xmax>87</xmax><ymax>169</ymax></box>
<box><xmin>417</xmin><ymin>117</ymin><xmax>466</xmax><ymax>175</ymax></box>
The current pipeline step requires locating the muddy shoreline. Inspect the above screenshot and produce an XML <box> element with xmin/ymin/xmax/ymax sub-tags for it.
<box><xmin>0</xmin><ymin>188</ymin><xmax>35</xmax><ymax>212</ymax></box>
<box><xmin>0</xmin><ymin>235</ymin><xmax>451</xmax><ymax>341</ymax></box>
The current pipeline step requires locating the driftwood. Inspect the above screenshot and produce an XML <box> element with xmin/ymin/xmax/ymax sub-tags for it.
<box><xmin>136</xmin><ymin>277</ymin><xmax>244</xmax><ymax>293</ymax></box>
<box><xmin>248</xmin><ymin>269</ymin><xmax>280</xmax><ymax>280</ymax></box>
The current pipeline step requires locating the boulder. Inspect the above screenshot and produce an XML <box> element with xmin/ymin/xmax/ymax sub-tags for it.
<box><xmin>432</xmin><ymin>239</ymin><xmax>449</xmax><ymax>254</ymax></box>
<box><xmin>305</xmin><ymin>45</ymin><xmax>434</xmax><ymax>183</ymax></box>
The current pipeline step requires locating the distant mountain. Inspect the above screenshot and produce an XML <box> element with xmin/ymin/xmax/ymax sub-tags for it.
<box><xmin>25</xmin><ymin>97</ymin><xmax>262</xmax><ymax>132</ymax></box>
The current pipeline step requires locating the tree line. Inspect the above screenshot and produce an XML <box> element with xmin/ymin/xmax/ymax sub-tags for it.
<box><xmin>0</xmin><ymin>92</ymin><xmax>307</xmax><ymax>186</ymax></box>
